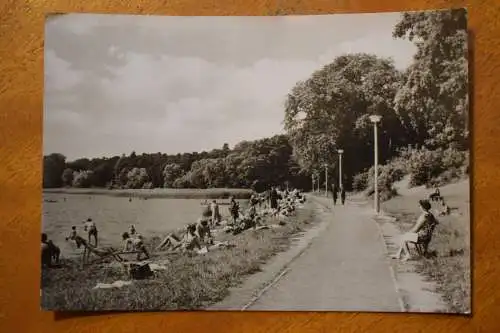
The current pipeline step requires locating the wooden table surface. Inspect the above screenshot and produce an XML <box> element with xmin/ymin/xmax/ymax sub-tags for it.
<box><xmin>0</xmin><ymin>0</ymin><xmax>498</xmax><ymax>332</ymax></box>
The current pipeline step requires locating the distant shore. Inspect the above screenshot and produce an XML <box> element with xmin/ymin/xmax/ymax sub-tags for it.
<box><xmin>43</xmin><ymin>187</ymin><xmax>254</xmax><ymax>199</ymax></box>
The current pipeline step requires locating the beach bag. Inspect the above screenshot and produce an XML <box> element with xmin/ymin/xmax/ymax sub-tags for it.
<box><xmin>129</xmin><ymin>263</ymin><xmax>153</xmax><ymax>280</ymax></box>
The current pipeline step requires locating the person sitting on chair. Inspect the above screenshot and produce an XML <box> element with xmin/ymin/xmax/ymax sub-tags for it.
<box><xmin>392</xmin><ymin>199</ymin><xmax>439</xmax><ymax>261</ymax></box>
<box><xmin>122</xmin><ymin>232</ymin><xmax>150</xmax><ymax>260</ymax></box>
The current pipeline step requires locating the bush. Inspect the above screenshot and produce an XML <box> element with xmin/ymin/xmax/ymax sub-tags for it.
<box><xmin>352</xmin><ymin>171</ymin><xmax>369</xmax><ymax>192</ymax></box>
<box><xmin>362</xmin><ymin>161</ymin><xmax>406</xmax><ymax>201</ymax></box>
<box><xmin>401</xmin><ymin>147</ymin><xmax>468</xmax><ymax>187</ymax></box>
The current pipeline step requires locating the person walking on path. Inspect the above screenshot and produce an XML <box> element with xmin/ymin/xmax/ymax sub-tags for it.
<box><xmin>340</xmin><ymin>186</ymin><xmax>346</xmax><ymax>205</ymax></box>
<box><xmin>331</xmin><ymin>184</ymin><xmax>338</xmax><ymax>205</ymax></box>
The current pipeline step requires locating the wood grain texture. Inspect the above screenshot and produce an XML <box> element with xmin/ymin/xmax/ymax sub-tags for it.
<box><xmin>0</xmin><ymin>0</ymin><xmax>498</xmax><ymax>332</ymax></box>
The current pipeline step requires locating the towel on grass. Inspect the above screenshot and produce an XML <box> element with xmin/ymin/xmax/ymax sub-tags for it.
<box><xmin>93</xmin><ymin>280</ymin><xmax>133</xmax><ymax>289</ymax></box>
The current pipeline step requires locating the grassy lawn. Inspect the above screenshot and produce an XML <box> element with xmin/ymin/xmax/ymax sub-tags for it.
<box><xmin>382</xmin><ymin>179</ymin><xmax>471</xmax><ymax>313</ymax></box>
<box><xmin>41</xmin><ymin>201</ymin><xmax>316</xmax><ymax>311</ymax></box>
<box><xmin>43</xmin><ymin>188</ymin><xmax>254</xmax><ymax>199</ymax></box>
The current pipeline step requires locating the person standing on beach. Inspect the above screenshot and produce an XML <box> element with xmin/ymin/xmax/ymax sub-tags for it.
<box><xmin>83</xmin><ymin>218</ymin><xmax>98</xmax><ymax>247</ymax></box>
<box><xmin>269</xmin><ymin>186</ymin><xmax>279</xmax><ymax>211</ymax></box>
<box><xmin>210</xmin><ymin>200</ymin><xmax>221</xmax><ymax>226</ymax></box>
<box><xmin>229</xmin><ymin>196</ymin><xmax>240</xmax><ymax>224</ymax></box>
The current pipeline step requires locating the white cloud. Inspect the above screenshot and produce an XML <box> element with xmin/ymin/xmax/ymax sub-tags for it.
<box><xmin>43</xmin><ymin>13</ymin><xmax>417</xmax><ymax>159</ymax></box>
<box><xmin>44</xmin><ymin>49</ymin><xmax>84</xmax><ymax>91</ymax></box>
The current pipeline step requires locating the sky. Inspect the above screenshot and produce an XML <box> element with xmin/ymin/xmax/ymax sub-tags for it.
<box><xmin>43</xmin><ymin>12</ymin><xmax>417</xmax><ymax>161</ymax></box>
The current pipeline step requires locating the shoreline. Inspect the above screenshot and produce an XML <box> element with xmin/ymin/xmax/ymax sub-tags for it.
<box><xmin>43</xmin><ymin>187</ymin><xmax>254</xmax><ymax>199</ymax></box>
<box><xmin>41</xmin><ymin>197</ymin><xmax>317</xmax><ymax>311</ymax></box>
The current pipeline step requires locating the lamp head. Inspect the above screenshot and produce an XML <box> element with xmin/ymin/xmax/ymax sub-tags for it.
<box><xmin>369</xmin><ymin>114</ymin><xmax>382</xmax><ymax>123</ymax></box>
<box><xmin>337</xmin><ymin>149</ymin><xmax>344</xmax><ymax>154</ymax></box>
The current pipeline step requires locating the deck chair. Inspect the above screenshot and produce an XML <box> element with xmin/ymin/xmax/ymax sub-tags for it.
<box><xmin>82</xmin><ymin>244</ymin><xmax>141</xmax><ymax>267</ymax></box>
<box><xmin>413</xmin><ymin>224</ymin><xmax>437</xmax><ymax>258</ymax></box>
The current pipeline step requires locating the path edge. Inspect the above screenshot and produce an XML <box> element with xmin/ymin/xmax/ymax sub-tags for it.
<box><xmin>206</xmin><ymin>196</ymin><xmax>332</xmax><ymax>311</ymax></box>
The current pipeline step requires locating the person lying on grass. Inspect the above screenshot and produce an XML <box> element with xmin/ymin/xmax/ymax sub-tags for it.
<box><xmin>156</xmin><ymin>223</ymin><xmax>202</xmax><ymax>252</ymax></box>
<box><xmin>392</xmin><ymin>199</ymin><xmax>439</xmax><ymax>261</ymax></box>
<box><xmin>122</xmin><ymin>232</ymin><xmax>150</xmax><ymax>260</ymax></box>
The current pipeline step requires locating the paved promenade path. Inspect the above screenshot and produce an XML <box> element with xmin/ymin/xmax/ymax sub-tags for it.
<box><xmin>247</xmin><ymin>196</ymin><xmax>404</xmax><ymax>312</ymax></box>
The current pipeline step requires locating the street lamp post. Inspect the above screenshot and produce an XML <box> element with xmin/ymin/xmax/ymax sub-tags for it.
<box><xmin>369</xmin><ymin>115</ymin><xmax>382</xmax><ymax>213</ymax></box>
<box><xmin>324</xmin><ymin>163</ymin><xmax>328</xmax><ymax>197</ymax></box>
<box><xmin>337</xmin><ymin>149</ymin><xmax>344</xmax><ymax>189</ymax></box>
<box><xmin>311</xmin><ymin>174</ymin><xmax>314</xmax><ymax>193</ymax></box>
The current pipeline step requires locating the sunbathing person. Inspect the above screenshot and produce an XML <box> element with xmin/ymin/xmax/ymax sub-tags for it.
<box><xmin>196</xmin><ymin>217</ymin><xmax>213</xmax><ymax>245</ymax></box>
<box><xmin>392</xmin><ymin>199</ymin><xmax>439</xmax><ymax>261</ymax></box>
<box><xmin>122</xmin><ymin>232</ymin><xmax>150</xmax><ymax>260</ymax></box>
<box><xmin>68</xmin><ymin>234</ymin><xmax>119</xmax><ymax>264</ymax></box>
<box><xmin>156</xmin><ymin>224</ymin><xmax>202</xmax><ymax>252</ymax></box>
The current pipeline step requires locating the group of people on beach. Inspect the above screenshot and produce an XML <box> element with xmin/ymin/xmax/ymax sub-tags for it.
<box><xmin>155</xmin><ymin>187</ymin><xmax>306</xmax><ymax>253</ymax></box>
<box><xmin>41</xmin><ymin>186</ymin><xmax>307</xmax><ymax>269</ymax></box>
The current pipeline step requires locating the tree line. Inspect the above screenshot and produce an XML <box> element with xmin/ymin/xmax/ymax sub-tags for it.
<box><xmin>43</xmin><ymin>9</ymin><xmax>469</xmax><ymax>194</ymax></box>
<box><xmin>43</xmin><ymin>135</ymin><xmax>311</xmax><ymax>191</ymax></box>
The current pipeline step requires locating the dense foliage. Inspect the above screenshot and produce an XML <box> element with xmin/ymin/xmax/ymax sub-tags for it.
<box><xmin>43</xmin><ymin>135</ymin><xmax>311</xmax><ymax>191</ymax></box>
<box><xmin>43</xmin><ymin>9</ymin><xmax>469</xmax><ymax>194</ymax></box>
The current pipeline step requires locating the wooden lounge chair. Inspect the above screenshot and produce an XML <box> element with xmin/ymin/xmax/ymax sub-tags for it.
<box><xmin>413</xmin><ymin>224</ymin><xmax>437</xmax><ymax>258</ymax></box>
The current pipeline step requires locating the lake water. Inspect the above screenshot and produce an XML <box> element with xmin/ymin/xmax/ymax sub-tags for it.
<box><xmin>42</xmin><ymin>193</ymin><xmax>236</xmax><ymax>258</ymax></box>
